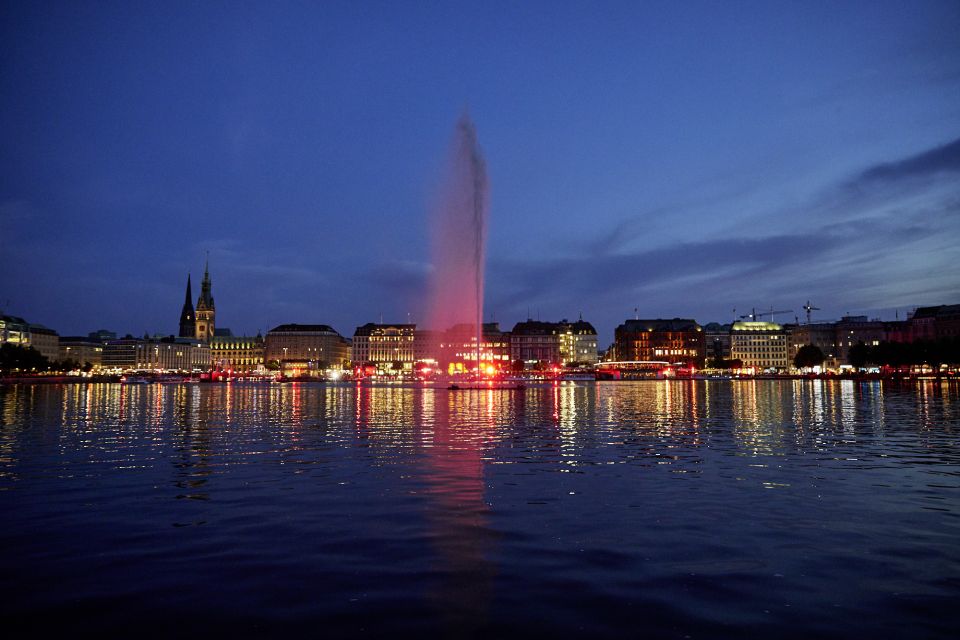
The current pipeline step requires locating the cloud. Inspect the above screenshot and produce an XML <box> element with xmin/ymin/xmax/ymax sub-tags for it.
<box><xmin>491</xmin><ymin>231</ymin><xmax>843</xmax><ymax>309</ymax></box>
<box><xmin>488</xmin><ymin>138</ymin><xmax>960</xmax><ymax>335</ymax></box>
<box><xmin>850</xmin><ymin>136</ymin><xmax>960</xmax><ymax>187</ymax></box>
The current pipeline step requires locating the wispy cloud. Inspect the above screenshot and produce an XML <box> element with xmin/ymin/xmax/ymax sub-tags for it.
<box><xmin>848</xmin><ymin>136</ymin><xmax>960</xmax><ymax>187</ymax></box>
<box><xmin>488</xmin><ymin>136</ymin><xmax>960</xmax><ymax>332</ymax></box>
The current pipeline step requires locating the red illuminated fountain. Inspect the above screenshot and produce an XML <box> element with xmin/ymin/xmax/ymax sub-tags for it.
<box><xmin>426</xmin><ymin>115</ymin><xmax>515</xmax><ymax>389</ymax></box>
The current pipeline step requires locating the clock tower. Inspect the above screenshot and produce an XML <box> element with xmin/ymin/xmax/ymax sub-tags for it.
<box><xmin>195</xmin><ymin>259</ymin><xmax>215</xmax><ymax>341</ymax></box>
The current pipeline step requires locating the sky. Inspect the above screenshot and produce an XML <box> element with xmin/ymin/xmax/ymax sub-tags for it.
<box><xmin>2</xmin><ymin>0</ymin><xmax>959</xmax><ymax>343</ymax></box>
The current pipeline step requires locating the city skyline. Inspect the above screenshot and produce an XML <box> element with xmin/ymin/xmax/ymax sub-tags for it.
<box><xmin>2</xmin><ymin>2</ymin><xmax>959</xmax><ymax>340</ymax></box>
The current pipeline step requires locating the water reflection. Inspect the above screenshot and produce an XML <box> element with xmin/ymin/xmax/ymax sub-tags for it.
<box><xmin>1</xmin><ymin>381</ymin><xmax>959</xmax><ymax>637</ymax></box>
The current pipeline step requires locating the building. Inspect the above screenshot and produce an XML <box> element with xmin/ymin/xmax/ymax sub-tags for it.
<box><xmin>730</xmin><ymin>321</ymin><xmax>788</xmax><ymax>371</ymax></box>
<box><xmin>436</xmin><ymin>322</ymin><xmax>511</xmax><ymax>374</ymax></box>
<box><xmin>787</xmin><ymin>322</ymin><xmax>839</xmax><ymax>369</ymax></box>
<box><xmin>510</xmin><ymin>320</ymin><xmax>562</xmax><ymax>368</ymax></box>
<box><xmin>178</xmin><ymin>274</ymin><xmax>195</xmax><ymax>338</ymax></box>
<box><xmin>1</xmin><ymin>316</ymin><xmax>59</xmax><ymax>362</ymax></box>
<box><xmin>59</xmin><ymin>337</ymin><xmax>104</xmax><ymax>369</ymax></box>
<box><xmin>195</xmin><ymin>261</ymin><xmax>215</xmax><ymax>341</ymax></box>
<box><xmin>834</xmin><ymin>316</ymin><xmax>885</xmax><ymax>365</ymax></box>
<box><xmin>102</xmin><ymin>336</ymin><xmax>210</xmax><ymax>372</ymax></box>
<box><xmin>28</xmin><ymin>324</ymin><xmax>59</xmax><ymax>362</ymax></box>
<box><xmin>88</xmin><ymin>329</ymin><xmax>117</xmax><ymax>343</ymax></box>
<box><xmin>910</xmin><ymin>304</ymin><xmax>960</xmax><ymax>341</ymax></box>
<box><xmin>265</xmin><ymin>324</ymin><xmax>351</xmax><ymax>375</ymax></box>
<box><xmin>702</xmin><ymin>322</ymin><xmax>732</xmax><ymax>365</ymax></box>
<box><xmin>414</xmin><ymin>329</ymin><xmax>440</xmax><ymax>365</ymax></box>
<box><xmin>210</xmin><ymin>333</ymin><xmax>265</xmax><ymax>373</ymax></box>
<box><xmin>557</xmin><ymin>318</ymin><xmax>599</xmax><ymax>365</ymax></box>
<box><xmin>101</xmin><ymin>337</ymin><xmax>140</xmax><ymax>370</ymax></box>
<box><xmin>0</xmin><ymin>315</ymin><xmax>31</xmax><ymax>347</ymax></box>
<box><xmin>352</xmin><ymin>323</ymin><xmax>417</xmax><ymax>370</ymax></box>
<box><xmin>614</xmin><ymin>318</ymin><xmax>706</xmax><ymax>368</ymax></box>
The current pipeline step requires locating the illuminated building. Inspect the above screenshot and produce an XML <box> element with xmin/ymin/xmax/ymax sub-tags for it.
<box><xmin>28</xmin><ymin>324</ymin><xmax>59</xmax><ymax>362</ymax></box>
<box><xmin>194</xmin><ymin>261</ymin><xmax>215</xmax><ymax>341</ymax></box>
<box><xmin>437</xmin><ymin>322</ymin><xmax>511</xmax><ymax>374</ymax></box>
<box><xmin>59</xmin><ymin>337</ymin><xmax>104</xmax><ymax>369</ymax></box>
<box><xmin>352</xmin><ymin>323</ymin><xmax>416</xmax><ymax>370</ymax></box>
<box><xmin>557</xmin><ymin>318</ymin><xmax>599</xmax><ymax>365</ymax></box>
<box><xmin>265</xmin><ymin>324</ymin><xmax>351</xmax><ymax>375</ymax></box>
<box><xmin>414</xmin><ymin>329</ymin><xmax>440</xmax><ymax>364</ymax></box>
<box><xmin>0</xmin><ymin>315</ymin><xmax>31</xmax><ymax>347</ymax></box>
<box><xmin>210</xmin><ymin>332</ymin><xmax>265</xmax><ymax>373</ymax></box>
<box><xmin>102</xmin><ymin>336</ymin><xmax>210</xmax><ymax>372</ymax></box>
<box><xmin>1</xmin><ymin>315</ymin><xmax>59</xmax><ymax>362</ymax></box>
<box><xmin>614</xmin><ymin>318</ymin><xmax>705</xmax><ymax>368</ymax></box>
<box><xmin>510</xmin><ymin>320</ymin><xmax>562</xmax><ymax>368</ymax></box>
<box><xmin>730</xmin><ymin>321</ymin><xmax>788</xmax><ymax>371</ymax></box>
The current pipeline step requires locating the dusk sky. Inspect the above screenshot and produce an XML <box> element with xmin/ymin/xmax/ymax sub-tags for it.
<box><xmin>2</xmin><ymin>1</ymin><xmax>959</xmax><ymax>342</ymax></box>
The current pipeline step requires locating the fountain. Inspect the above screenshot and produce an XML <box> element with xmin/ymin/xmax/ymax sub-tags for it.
<box><xmin>427</xmin><ymin>114</ymin><xmax>490</xmax><ymax>378</ymax></box>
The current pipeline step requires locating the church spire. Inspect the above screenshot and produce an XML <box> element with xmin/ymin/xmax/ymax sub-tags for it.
<box><xmin>195</xmin><ymin>257</ymin><xmax>215</xmax><ymax>341</ymax></box>
<box><xmin>178</xmin><ymin>274</ymin><xmax>195</xmax><ymax>337</ymax></box>
<box><xmin>197</xmin><ymin>256</ymin><xmax>214</xmax><ymax>311</ymax></box>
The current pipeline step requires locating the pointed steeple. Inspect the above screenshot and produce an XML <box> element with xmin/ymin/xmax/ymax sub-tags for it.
<box><xmin>178</xmin><ymin>274</ymin><xmax>195</xmax><ymax>338</ymax></box>
<box><xmin>195</xmin><ymin>255</ymin><xmax>215</xmax><ymax>341</ymax></box>
<box><xmin>197</xmin><ymin>255</ymin><xmax>214</xmax><ymax>311</ymax></box>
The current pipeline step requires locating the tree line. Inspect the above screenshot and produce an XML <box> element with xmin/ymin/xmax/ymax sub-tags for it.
<box><xmin>847</xmin><ymin>337</ymin><xmax>960</xmax><ymax>369</ymax></box>
<box><xmin>0</xmin><ymin>343</ymin><xmax>93</xmax><ymax>375</ymax></box>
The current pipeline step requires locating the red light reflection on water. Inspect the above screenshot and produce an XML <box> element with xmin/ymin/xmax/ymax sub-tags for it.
<box><xmin>353</xmin><ymin>384</ymin><xmax>496</xmax><ymax>632</ymax></box>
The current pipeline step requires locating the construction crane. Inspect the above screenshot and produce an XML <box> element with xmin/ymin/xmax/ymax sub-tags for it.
<box><xmin>740</xmin><ymin>307</ymin><xmax>793</xmax><ymax>321</ymax></box>
<box><xmin>802</xmin><ymin>300</ymin><xmax>821</xmax><ymax>325</ymax></box>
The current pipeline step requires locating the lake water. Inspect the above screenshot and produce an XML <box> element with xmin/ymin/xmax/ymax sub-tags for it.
<box><xmin>1</xmin><ymin>380</ymin><xmax>958</xmax><ymax>638</ymax></box>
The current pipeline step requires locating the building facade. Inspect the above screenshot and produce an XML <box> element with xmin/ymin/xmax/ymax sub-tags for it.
<box><xmin>730</xmin><ymin>321</ymin><xmax>789</xmax><ymax>371</ymax></box>
<box><xmin>435</xmin><ymin>322</ymin><xmax>511</xmax><ymax>374</ymax></box>
<box><xmin>702</xmin><ymin>322</ymin><xmax>732</xmax><ymax>365</ymax></box>
<box><xmin>210</xmin><ymin>334</ymin><xmax>265</xmax><ymax>373</ymax></box>
<box><xmin>1</xmin><ymin>316</ymin><xmax>59</xmax><ymax>363</ymax></box>
<box><xmin>557</xmin><ymin>318</ymin><xmax>599</xmax><ymax>365</ymax></box>
<box><xmin>910</xmin><ymin>304</ymin><xmax>960</xmax><ymax>341</ymax></box>
<box><xmin>510</xmin><ymin>320</ymin><xmax>562</xmax><ymax>367</ymax></box>
<box><xmin>264</xmin><ymin>324</ymin><xmax>351</xmax><ymax>373</ymax></box>
<box><xmin>787</xmin><ymin>322</ymin><xmax>839</xmax><ymax>369</ymax></box>
<box><xmin>352</xmin><ymin>323</ymin><xmax>417</xmax><ymax>370</ymax></box>
<box><xmin>59</xmin><ymin>337</ymin><xmax>104</xmax><ymax>369</ymax></box>
<box><xmin>28</xmin><ymin>324</ymin><xmax>59</xmax><ymax>362</ymax></box>
<box><xmin>102</xmin><ymin>336</ymin><xmax>210</xmax><ymax>371</ymax></box>
<box><xmin>614</xmin><ymin>318</ymin><xmax>706</xmax><ymax>367</ymax></box>
<box><xmin>834</xmin><ymin>316</ymin><xmax>885</xmax><ymax>365</ymax></box>
<box><xmin>0</xmin><ymin>315</ymin><xmax>30</xmax><ymax>347</ymax></box>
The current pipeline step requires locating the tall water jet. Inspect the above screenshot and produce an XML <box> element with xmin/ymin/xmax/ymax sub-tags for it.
<box><xmin>427</xmin><ymin>114</ymin><xmax>490</xmax><ymax>374</ymax></box>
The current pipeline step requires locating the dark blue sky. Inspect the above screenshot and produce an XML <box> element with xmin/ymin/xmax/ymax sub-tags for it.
<box><xmin>2</xmin><ymin>1</ymin><xmax>959</xmax><ymax>342</ymax></box>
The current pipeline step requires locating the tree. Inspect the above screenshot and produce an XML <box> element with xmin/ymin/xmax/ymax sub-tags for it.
<box><xmin>57</xmin><ymin>358</ymin><xmax>81</xmax><ymax>372</ymax></box>
<box><xmin>793</xmin><ymin>344</ymin><xmax>825</xmax><ymax>369</ymax></box>
<box><xmin>0</xmin><ymin>343</ymin><xmax>50</xmax><ymax>373</ymax></box>
<box><xmin>848</xmin><ymin>342</ymin><xmax>870</xmax><ymax>369</ymax></box>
